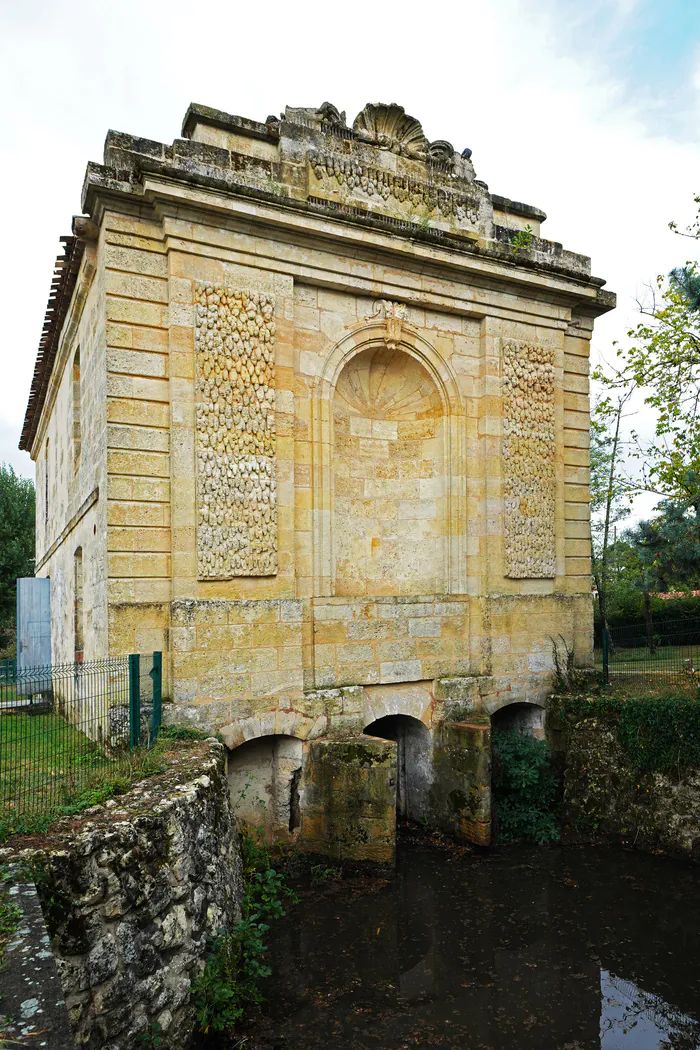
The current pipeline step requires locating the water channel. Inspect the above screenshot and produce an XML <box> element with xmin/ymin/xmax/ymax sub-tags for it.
<box><xmin>241</xmin><ymin>842</ymin><xmax>700</xmax><ymax>1050</ymax></box>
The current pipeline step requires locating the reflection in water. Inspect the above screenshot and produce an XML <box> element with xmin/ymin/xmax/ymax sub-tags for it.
<box><xmin>601</xmin><ymin>971</ymin><xmax>700</xmax><ymax>1049</ymax></box>
<box><xmin>242</xmin><ymin>845</ymin><xmax>700</xmax><ymax>1050</ymax></box>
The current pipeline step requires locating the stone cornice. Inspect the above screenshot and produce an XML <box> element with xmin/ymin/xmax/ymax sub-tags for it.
<box><xmin>128</xmin><ymin>173</ymin><xmax>614</xmax><ymax>319</ymax></box>
<box><xmin>80</xmin><ymin>105</ymin><xmax>613</xmax><ymax>300</ymax></box>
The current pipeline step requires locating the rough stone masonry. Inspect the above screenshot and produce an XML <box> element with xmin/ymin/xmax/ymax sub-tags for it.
<box><xmin>21</xmin><ymin>99</ymin><xmax>614</xmax><ymax>856</ymax></box>
<box><xmin>1</xmin><ymin>741</ymin><xmax>241</xmax><ymax>1049</ymax></box>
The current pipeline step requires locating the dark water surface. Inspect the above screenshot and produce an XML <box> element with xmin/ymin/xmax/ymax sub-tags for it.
<box><xmin>243</xmin><ymin>843</ymin><xmax>700</xmax><ymax>1050</ymax></box>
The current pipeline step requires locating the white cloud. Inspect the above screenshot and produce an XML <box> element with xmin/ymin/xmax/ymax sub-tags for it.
<box><xmin>1</xmin><ymin>0</ymin><xmax>698</xmax><ymax>512</ymax></box>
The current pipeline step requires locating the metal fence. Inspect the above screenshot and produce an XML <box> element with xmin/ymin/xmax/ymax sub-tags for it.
<box><xmin>597</xmin><ymin>618</ymin><xmax>700</xmax><ymax>689</ymax></box>
<box><xmin>0</xmin><ymin>652</ymin><xmax>162</xmax><ymax>819</ymax></box>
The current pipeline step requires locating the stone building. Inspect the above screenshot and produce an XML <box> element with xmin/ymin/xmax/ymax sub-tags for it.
<box><xmin>21</xmin><ymin>100</ymin><xmax>613</xmax><ymax>857</ymax></box>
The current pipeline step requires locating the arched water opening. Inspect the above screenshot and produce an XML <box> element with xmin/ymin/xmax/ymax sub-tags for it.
<box><xmin>364</xmin><ymin>714</ymin><xmax>432</xmax><ymax>823</ymax></box>
<box><xmin>490</xmin><ymin>702</ymin><xmax>545</xmax><ymax>740</ymax></box>
<box><xmin>490</xmin><ymin>701</ymin><xmax>558</xmax><ymax>844</ymax></box>
<box><xmin>227</xmin><ymin>734</ymin><xmax>303</xmax><ymax>841</ymax></box>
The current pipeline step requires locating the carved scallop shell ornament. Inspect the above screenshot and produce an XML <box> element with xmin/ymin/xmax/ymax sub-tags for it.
<box><xmin>335</xmin><ymin>348</ymin><xmax>442</xmax><ymax>421</ymax></box>
<box><xmin>352</xmin><ymin>103</ymin><xmax>427</xmax><ymax>158</ymax></box>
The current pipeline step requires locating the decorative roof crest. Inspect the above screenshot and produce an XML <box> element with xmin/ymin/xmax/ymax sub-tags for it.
<box><xmin>318</xmin><ymin>101</ymin><xmax>346</xmax><ymax>126</ymax></box>
<box><xmin>428</xmin><ymin>139</ymin><xmax>456</xmax><ymax>164</ymax></box>
<box><xmin>353</xmin><ymin>103</ymin><xmax>427</xmax><ymax>158</ymax></box>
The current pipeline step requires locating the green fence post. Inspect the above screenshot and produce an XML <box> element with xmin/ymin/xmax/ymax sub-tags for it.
<box><xmin>129</xmin><ymin>653</ymin><xmax>141</xmax><ymax>749</ymax></box>
<box><xmin>150</xmin><ymin>651</ymin><xmax>162</xmax><ymax>745</ymax></box>
<box><xmin>602</xmin><ymin>628</ymin><xmax>609</xmax><ymax>687</ymax></box>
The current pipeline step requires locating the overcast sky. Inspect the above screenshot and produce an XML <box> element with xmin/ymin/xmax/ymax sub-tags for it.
<box><xmin>1</xmin><ymin>0</ymin><xmax>699</xmax><ymax>524</ymax></box>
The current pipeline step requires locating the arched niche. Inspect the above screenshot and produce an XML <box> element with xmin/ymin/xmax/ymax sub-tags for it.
<box><xmin>333</xmin><ymin>347</ymin><xmax>445</xmax><ymax>596</ymax></box>
<box><xmin>310</xmin><ymin>321</ymin><xmax>466</xmax><ymax>596</ymax></box>
<box><xmin>364</xmin><ymin>713</ymin><xmax>433</xmax><ymax>822</ymax></box>
<box><xmin>490</xmin><ymin>701</ymin><xmax>545</xmax><ymax>740</ymax></box>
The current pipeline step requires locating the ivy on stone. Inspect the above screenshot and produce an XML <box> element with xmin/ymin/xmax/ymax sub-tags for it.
<box><xmin>491</xmin><ymin>731</ymin><xmax>560</xmax><ymax>844</ymax></box>
<box><xmin>560</xmin><ymin>696</ymin><xmax>700</xmax><ymax>779</ymax></box>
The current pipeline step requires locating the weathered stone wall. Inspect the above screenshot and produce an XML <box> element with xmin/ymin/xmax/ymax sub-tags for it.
<box><xmin>2</xmin><ymin>742</ymin><xmax>242</xmax><ymax>1049</ymax></box>
<box><xmin>300</xmin><ymin>736</ymin><xmax>398</xmax><ymax>868</ymax></box>
<box><xmin>0</xmin><ymin>877</ymin><xmax>73</xmax><ymax>1047</ymax></box>
<box><xmin>310</xmin><ymin>595</ymin><xmax>471</xmax><ymax>689</ymax></box>
<box><xmin>550</xmin><ymin>701</ymin><xmax>700</xmax><ymax>861</ymax></box>
<box><xmin>34</xmin><ymin>238</ymin><xmax>109</xmax><ymax>665</ymax></box>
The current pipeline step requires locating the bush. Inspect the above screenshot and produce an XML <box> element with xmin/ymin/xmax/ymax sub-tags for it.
<box><xmin>492</xmin><ymin>731</ymin><xmax>560</xmax><ymax>844</ymax></box>
<box><xmin>594</xmin><ymin>592</ymin><xmax>700</xmax><ymax>636</ymax></box>
<box><xmin>192</xmin><ymin>824</ymin><xmax>296</xmax><ymax>1035</ymax></box>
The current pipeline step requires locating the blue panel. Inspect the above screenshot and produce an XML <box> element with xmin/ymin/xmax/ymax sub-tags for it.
<box><xmin>16</xmin><ymin>578</ymin><xmax>51</xmax><ymax>670</ymax></box>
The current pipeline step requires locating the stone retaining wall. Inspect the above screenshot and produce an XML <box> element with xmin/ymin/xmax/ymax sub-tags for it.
<box><xmin>1</xmin><ymin>740</ymin><xmax>242</xmax><ymax>1049</ymax></box>
<box><xmin>550</xmin><ymin>699</ymin><xmax>700</xmax><ymax>861</ymax></box>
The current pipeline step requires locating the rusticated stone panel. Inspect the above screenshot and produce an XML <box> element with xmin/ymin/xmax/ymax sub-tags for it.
<box><xmin>195</xmin><ymin>284</ymin><xmax>277</xmax><ymax>578</ymax></box>
<box><xmin>502</xmin><ymin>340</ymin><xmax>556</xmax><ymax>578</ymax></box>
<box><xmin>309</xmin><ymin>151</ymin><xmax>482</xmax><ymax>225</ymax></box>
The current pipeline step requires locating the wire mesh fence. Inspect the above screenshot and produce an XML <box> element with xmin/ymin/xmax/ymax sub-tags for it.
<box><xmin>596</xmin><ymin>618</ymin><xmax>700</xmax><ymax>692</ymax></box>
<box><xmin>0</xmin><ymin>652</ymin><xmax>162</xmax><ymax>821</ymax></box>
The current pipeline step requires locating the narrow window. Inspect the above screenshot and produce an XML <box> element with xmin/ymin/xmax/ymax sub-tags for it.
<box><xmin>72</xmin><ymin>348</ymin><xmax>81</xmax><ymax>471</ymax></box>
<box><xmin>44</xmin><ymin>438</ymin><xmax>49</xmax><ymax>532</ymax></box>
<box><xmin>74</xmin><ymin>547</ymin><xmax>84</xmax><ymax>663</ymax></box>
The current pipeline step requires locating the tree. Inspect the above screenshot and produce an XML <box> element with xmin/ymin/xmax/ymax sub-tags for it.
<box><xmin>624</xmin><ymin>502</ymin><xmax>700</xmax><ymax>653</ymax></box>
<box><xmin>669</xmin><ymin>265</ymin><xmax>700</xmax><ymax>312</ymax></box>
<box><xmin>0</xmin><ymin>464</ymin><xmax>35</xmax><ymax>645</ymax></box>
<box><xmin>590</xmin><ymin>379</ymin><xmax>635</xmax><ymax>628</ymax></box>
<box><xmin>627</xmin><ymin>501</ymin><xmax>700</xmax><ymax>590</ymax></box>
<box><xmin>603</xmin><ymin>196</ymin><xmax>700</xmax><ymax>505</ymax></box>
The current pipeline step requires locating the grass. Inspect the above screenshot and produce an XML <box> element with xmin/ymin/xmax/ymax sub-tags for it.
<box><xmin>0</xmin><ymin>712</ymin><xmax>113</xmax><ymax>814</ymax></box>
<box><xmin>0</xmin><ymin>721</ymin><xmax>202</xmax><ymax>844</ymax></box>
<box><xmin>595</xmin><ymin>643</ymin><xmax>700</xmax><ymax>668</ymax></box>
<box><xmin>594</xmin><ymin>644</ymin><xmax>700</xmax><ymax>698</ymax></box>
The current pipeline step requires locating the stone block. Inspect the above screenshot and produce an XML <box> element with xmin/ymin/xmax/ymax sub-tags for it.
<box><xmin>408</xmin><ymin>618</ymin><xmax>441</xmax><ymax>638</ymax></box>
<box><xmin>299</xmin><ymin>736</ymin><xmax>396</xmax><ymax>867</ymax></box>
<box><xmin>434</xmin><ymin>677</ymin><xmax>479</xmax><ymax>702</ymax></box>
<box><xmin>379</xmin><ymin>659</ymin><xmax>422</xmax><ymax>684</ymax></box>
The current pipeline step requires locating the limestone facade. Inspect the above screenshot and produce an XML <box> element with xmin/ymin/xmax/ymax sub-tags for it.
<box><xmin>22</xmin><ymin>100</ymin><xmax>613</xmax><ymax>849</ymax></box>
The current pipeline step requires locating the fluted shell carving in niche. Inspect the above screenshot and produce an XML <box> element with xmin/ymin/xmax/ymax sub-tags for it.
<box><xmin>353</xmin><ymin>103</ymin><xmax>427</xmax><ymax>158</ymax></box>
<box><xmin>335</xmin><ymin>348</ymin><xmax>442</xmax><ymax>421</ymax></box>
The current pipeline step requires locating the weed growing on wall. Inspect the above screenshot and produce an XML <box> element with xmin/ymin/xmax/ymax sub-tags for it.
<box><xmin>551</xmin><ymin>635</ymin><xmax>588</xmax><ymax>693</ymax></box>
<box><xmin>510</xmin><ymin>224</ymin><xmax>533</xmax><ymax>254</ymax></box>
<box><xmin>492</xmin><ymin>731</ymin><xmax>561</xmax><ymax>844</ymax></box>
<box><xmin>560</xmin><ymin>696</ymin><xmax>700</xmax><ymax>778</ymax></box>
<box><xmin>193</xmin><ymin>824</ymin><xmax>297</xmax><ymax>1035</ymax></box>
<box><xmin>0</xmin><ymin>866</ymin><xmax>22</xmax><ymax>970</ymax></box>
